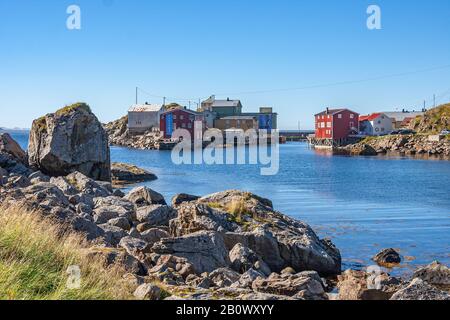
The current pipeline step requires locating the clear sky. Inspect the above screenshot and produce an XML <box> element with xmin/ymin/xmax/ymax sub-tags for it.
<box><xmin>1</xmin><ymin>0</ymin><xmax>450</xmax><ymax>129</ymax></box>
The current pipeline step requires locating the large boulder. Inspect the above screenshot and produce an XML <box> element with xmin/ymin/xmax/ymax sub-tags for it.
<box><xmin>0</xmin><ymin>133</ymin><xmax>27</xmax><ymax>163</ymax></box>
<box><xmin>172</xmin><ymin>190</ymin><xmax>341</xmax><ymax>276</ymax></box>
<box><xmin>152</xmin><ymin>231</ymin><xmax>230</xmax><ymax>274</ymax></box>
<box><xmin>28</xmin><ymin>103</ymin><xmax>111</xmax><ymax>181</ymax></box>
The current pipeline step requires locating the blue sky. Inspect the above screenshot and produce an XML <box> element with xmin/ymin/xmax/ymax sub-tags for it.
<box><xmin>1</xmin><ymin>0</ymin><xmax>450</xmax><ymax>129</ymax></box>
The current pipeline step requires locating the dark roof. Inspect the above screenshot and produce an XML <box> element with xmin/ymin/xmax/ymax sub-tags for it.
<box><xmin>315</xmin><ymin>108</ymin><xmax>358</xmax><ymax>116</ymax></box>
<box><xmin>161</xmin><ymin>108</ymin><xmax>201</xmax><ymax>116</ymax></box>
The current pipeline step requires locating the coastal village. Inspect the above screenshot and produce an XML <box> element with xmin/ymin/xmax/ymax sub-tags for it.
<box><xmin>106</xmin><ymin>94</ymin><xmax>450</xmax><ymax>158</ymax></box>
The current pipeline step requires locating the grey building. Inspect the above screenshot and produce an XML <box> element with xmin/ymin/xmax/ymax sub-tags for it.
<box><xmin>128</xmin><ymin>104</ymin><xmax>163</xmax><ymax>134</ymax></box>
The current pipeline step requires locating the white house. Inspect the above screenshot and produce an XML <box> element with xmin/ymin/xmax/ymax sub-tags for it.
<box><xmin>359</xmin><ymin>113</ymin><xmax>393</xmax><ymax>136</ymax></box>
<box><xmin>128</xmin><ymin>104</ymin><xmax>163</xmax><ymax>134</ymax></box>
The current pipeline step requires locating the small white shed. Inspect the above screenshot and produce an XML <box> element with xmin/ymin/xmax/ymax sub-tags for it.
<box><xmin>128</xmin><ymin>104</ymin><xmax>163</xmax><ymax>134</ymax></box>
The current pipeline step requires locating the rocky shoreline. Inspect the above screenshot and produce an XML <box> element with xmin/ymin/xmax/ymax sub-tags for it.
<box><xmin>340</xmin><ymin>134</ymin><xmax>450</xmax><ymax>159</ymax></box>
<box><xmin>1</xmin><ymin>103</ymin><xmax>449</xmax><ymax>300</ymax></box>
<box><xmin>105</xmin><ymin>116</ymin><xmax>161</xmax><ymax>150</ymax></box>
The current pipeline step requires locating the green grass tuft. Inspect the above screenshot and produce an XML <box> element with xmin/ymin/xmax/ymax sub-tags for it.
<box><xmin>0</xmin><ymin>205</ymin><xmax>134</xmax><ymax>300</ymax></box>
<box><xmin>55</xmin><ymin>103</ymin><xmax>91</xmax><ymax>117</ymax></box>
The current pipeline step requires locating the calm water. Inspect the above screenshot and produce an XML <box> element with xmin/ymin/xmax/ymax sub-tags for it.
<box><xmin>10</xmin><ymin>132</ymin><xmax>450</xmax><ymax>276</ymax></box>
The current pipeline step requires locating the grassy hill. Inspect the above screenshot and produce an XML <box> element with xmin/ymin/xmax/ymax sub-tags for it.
<box><xmin>410</xmin><ymin>103</ymin><xmax>450</xmax><ymax>134</ymax></box>
<box><xmin>0</xmin><ymin>205</ymin><xmax>133</xmax><ymax>300</ymax></box>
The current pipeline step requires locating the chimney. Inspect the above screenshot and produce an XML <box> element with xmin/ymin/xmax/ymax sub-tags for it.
<box><xmin>227</xmin><ymin>97</ymin><xmax>230</xmax><ymax>101</ymax></box>
<box><xmin>326</xmin><ymin>107</ymin><xmax>329</xmax><ymax>114</ymax></box>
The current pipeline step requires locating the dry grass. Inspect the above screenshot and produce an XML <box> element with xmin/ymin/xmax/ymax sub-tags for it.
<box><xmin>0</xmin><ymin>205</ymin><xmax>134</xmax><ymax>300</ymax></box>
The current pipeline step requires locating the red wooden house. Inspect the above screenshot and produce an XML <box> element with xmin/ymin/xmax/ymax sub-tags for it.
<box><xmin>160</xmin><ymin>108</ymin><xmax>205</xmax><ymax>140</ymax></box>
<box><xmin>315</xmin><ymin>108</ymin><xmax>359</xmax><ymax>140</ymax></box>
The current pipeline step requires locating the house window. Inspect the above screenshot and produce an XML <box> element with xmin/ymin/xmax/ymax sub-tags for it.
<box><xmin>350</xmin><ymin>122</ymin><xmax>354</xmax><ymax>127</ymax></box>
<box><xmin>173</xmin><ymin>115</ymin><xmax>177</xmax><ymax>120</ymax></box>
<box><xmin>181</xmin><ymin>123</ymin><xmax>186</xmax><ymax>128</ymax></box>
<box><xmin>350</xmin><ymin>114</ymin><xmax>354</xmax><ymax>119</ymax></box>
<box><xmin>327</xmin><ymin>122</ymin><xmax>331</xmax><ymax>128</ymax></box>
<box><xmin>188</xmin><ymin>123</ymin><xmax>192</xmax><ymax>129</ymax></box>
<box><xmin>338</xmin><ymin>114</ymin><xmax>342</xmax><ymax>119</ymax></box>
<box><xmin>180</xmin><ymin>115</ymin><xmax>184</xmax><ymax>120</ymax></box>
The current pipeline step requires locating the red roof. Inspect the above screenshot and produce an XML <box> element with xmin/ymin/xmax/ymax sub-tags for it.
<box><xmin>359</xmin><ymin>113</ymin><xmax>381</xmax><ymax>122</ymax></box>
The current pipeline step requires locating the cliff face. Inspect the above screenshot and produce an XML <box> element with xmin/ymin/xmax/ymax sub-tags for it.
<box><xmin>410</xmin><ymin>103</ymin><xmax>450</xmax><ymax>134</ymax></box>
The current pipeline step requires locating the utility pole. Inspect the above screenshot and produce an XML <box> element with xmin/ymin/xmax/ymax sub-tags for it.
<box><xmin>433</xmin><ymin>94</ymin><xmax>436</xmax><ymax>108</ymax></box>
<box><xmin>135</xmin><ymin>87</ymin><xmax>138</xmax><ymax>105</ymax></box>
<box><xmin>163</xmin><ymin>97</ymin><xmax>166</xmax><ymax>106</ymax></box>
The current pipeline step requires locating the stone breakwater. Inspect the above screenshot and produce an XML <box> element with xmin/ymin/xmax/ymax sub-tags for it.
<box><xmin>341</xmin><ymin>134</ymin><xmax>450</xmax><ymax>158</ymax></box>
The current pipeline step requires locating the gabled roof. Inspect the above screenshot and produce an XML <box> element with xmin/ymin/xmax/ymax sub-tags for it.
<box><xmin>315</xmin><ymin>108</ymin><xmax>353</xmax><ymax>116</ymax></box>
<box><xmin>128</xmin><ymin>104</ymin><xmax>162</xmax><ymax>112</ymax></box>
<box><xmin>382</xmin><ymin>111</ymin><xmax>424</xmax><ymax>122</ymax></box>
<box><xmin>160</xmin><ymin>108</ymin><xmax>201</xmax><ymax>116</ymax></box>
<box><xmin>211</xmin><ymin>100</ymin><xmax>241</xmax><ymax>108</ymax></box>
<box><xmin>359</xmin><ymin>113</ymin><xmax>382</xmax><ymax>122</ymax></box>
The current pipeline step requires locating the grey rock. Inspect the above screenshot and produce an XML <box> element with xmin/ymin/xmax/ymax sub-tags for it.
<box><xmin>337</xmin><ymin>269</ymin><xmax>402</xmax><ymax>300</ymax></box>
<box><xmin>413</xmin><ymin>261</ymin><xmax>450</xmax><ymax>289</ymax></box>
<box><xmin>27</xmin><ymin>103</ymin><xmax>111</xmax><ymax>181</ymax></box>
<box><xmin>152</xmin><ymin>231</ymin><xmax>230</xmax><ymax>274</ymax></box>
<box><xmin>119</xmin><ymin>236</ymin><xmax>152</xmax><ymax>260</ymax></box>
<box><xmin>140</xmin><ymin>228</ymin><xmax>171</xmax><ymax>246</ymax></box>
<box><xmin>136</xmin><ymin>205</ymin><xmax>176</xmax><ymax>226</ymax></box>
<box><xmin>128</xmin><ymin>227</ymin><xmax>142</xmax><ymax>239</ymax></box>
<box><xmin>252</xmin><ymin>271</ymin><xmax>327</xmax><ymax>300</ymax></box>
<box><xmin>229</xmin><ymin>243</ymin><xmax>263</xmax><ymax>274</ymax></box>
<box><xmin>29</xmin><ymin>171</ymin><xmax>50</xmax><ymax>184</ymax></box>
<box><xmin>7</xmin><ymin>175</ymin><xmax>31</xmax><ymax>188</ymax></box>
<box><xmin>0</xmin><ymin>133</ymin><xmax>27</xmax><ymax>163</ymax></box>
<box><xmin>174</xmin><ymin>190</ymin><xmax>341</xmax><ymax>276</ymax></box>
<box><xmin>373</xmin><ymin>248</ymin><xmax>402</xmax><ymax>267</ymax></box>
<box><xmin>209</xmin><ymin>267</ymin><xmax>241</xmax><ymax>288</ymax></box>
<box><xmin>169</xmin><ymin>203</ymin><xmax>240</xmax><ymax>236</ymax></box>
<box><xmin>71</xmin><ymin>216</ymin><xmax>105</xmax><ymax>241</ymax></box>
<box><xmin>133</xmin><ymin>283</ymin><xmax>162</xmax><ymax>300</ymax></box>
<box><xmin>99</xmin><ymin>224</ymin><xmax>128</xmax><ymax>246</ymax></box>
<box><xmin>22</xmin><ymin>182</ymin><xmax>70</xmax><ymax>210</ymax></box>
<box><xmin>171</xmin><ymin>193</ymin><xmax>200</xmax><ymax>206</ymax></box>
<box><xmin>233</xmin><ymin>268</ymin><xmax>265</xmax><ymax>289</ymax></box>
<box><xmin>65</xmin><ymin>171</ymin><xmax>111</xmax><ymax>197</ymax></box>
<box><xmin>124</xmin><ymin>186</ymin><xmax>167</xmax><ymax>207</ymax></box>
<box><xmin>113</xmin><ymin>189</ymin><xmax>125</xmax><ymax>197</ymax></box>
<box><xmin>108</xmin><ymin>217</ymin><xmax>131</xmax><ymax>231</ymax></box>
<box><xmin>111</xmin><ymin>162</ymin><xmax>157</xmax><ymax>184</ymax></box>
<box><xmin>50</xmin><ymin>176</ymin><xmax>78</xmax><ymax>195</ymax></box>
<box><xmin>390</xmin><ymin>278</ymin><xmax>450</xmax><ymax>300</ymax></box>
